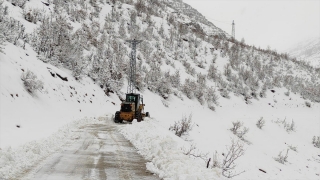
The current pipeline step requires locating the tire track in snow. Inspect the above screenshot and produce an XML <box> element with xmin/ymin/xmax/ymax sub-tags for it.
<box><xmin>21</xmin><ymin>116</ymin><xmax>159</xmax><ymax>180</ymax></box>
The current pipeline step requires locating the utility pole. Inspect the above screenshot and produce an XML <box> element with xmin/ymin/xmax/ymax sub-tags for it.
<box><xmin>232</xmin><ymin>20</ymin><xmax>235</xmax><ymax>39</ymax></box>
<box><xmin>126</xmin><ymin>39</ymin><xmax>142</xmax><ymax>93</ymax></box>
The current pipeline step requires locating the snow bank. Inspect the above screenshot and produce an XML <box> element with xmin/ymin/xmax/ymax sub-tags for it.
<box><xmin>119</xmin><ymin>118</ymin><xmax>223</xmax><ymax>180</ymax></box>
<box><xmin>0</xmin><ymin>117</ymin><xmax>103</xmax><ymax>179</ymax></box>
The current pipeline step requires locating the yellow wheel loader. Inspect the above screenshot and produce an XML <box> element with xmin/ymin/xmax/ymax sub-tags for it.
<box><xmin>114</xmin><ymin>93</ymin><xmax>150</xmax><ymax>123</ymax></box>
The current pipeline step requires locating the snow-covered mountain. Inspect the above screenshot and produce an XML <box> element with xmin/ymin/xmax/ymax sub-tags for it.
<box><xmin>0</xmin><ymin>0</ymin><xmax>319</xmax><ymax>180</ymax></box>
<box><xmin>287</xmin><ymin>37</ymin><xmax>320</xmax><ymax>68</ymax></box>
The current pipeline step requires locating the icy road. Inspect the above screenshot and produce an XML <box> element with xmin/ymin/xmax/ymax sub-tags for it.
<box><xmin>26</xmin><ymin>118</ymin><xmax>159</xmax><ymax>180</ymax></box>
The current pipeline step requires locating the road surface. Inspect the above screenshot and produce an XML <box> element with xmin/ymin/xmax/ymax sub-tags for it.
<box><xmin>26</xmin><ymin>117</ymin><xmax>159</xmax><ymax>180</ymax></box>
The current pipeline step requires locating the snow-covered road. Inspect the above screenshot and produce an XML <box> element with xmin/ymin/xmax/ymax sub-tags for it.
<box><xmin>24</xmin><ymin>118</ymin><xmax>159</xmax><ymax>180</ymax></box>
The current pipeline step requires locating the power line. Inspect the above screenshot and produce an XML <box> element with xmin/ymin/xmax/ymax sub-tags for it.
<box><xmin>206</xmin><ymin>17</ymin><xmax>231</xmax><ymax>25</ymax></box>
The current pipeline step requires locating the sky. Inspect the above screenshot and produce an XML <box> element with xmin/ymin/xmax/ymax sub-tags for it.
<box><xmin>182</xmin><ymin>0</ymin><xmax>320</xmax><ymax>52</ymax></box>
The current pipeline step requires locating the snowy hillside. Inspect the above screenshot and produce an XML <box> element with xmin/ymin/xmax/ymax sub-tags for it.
<box><xmin>287</xmin><ymin>37</ymin><xmax>320</xmax><ymax>68</ymax></box>
<box><xmin>0</xmin><ymin>0</ymin><xmax>320</xmax><ymax>179</ymax></box>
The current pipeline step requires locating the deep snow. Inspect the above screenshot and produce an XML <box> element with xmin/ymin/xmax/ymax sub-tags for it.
<box><xmin>0</xmin><ymin>0</ymin><xmax>319</xmax><ymax>179</ymax></box>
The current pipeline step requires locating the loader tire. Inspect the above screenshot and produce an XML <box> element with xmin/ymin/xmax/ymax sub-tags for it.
<box><xmin>135</xmin><ymin>111</ymin><xmax>142</xmax><ymax>122</ymax></box>
<box><xmin>114</xmin><ymin>111</ymin><xmax>120</xmax><ymax>123</ymax></box>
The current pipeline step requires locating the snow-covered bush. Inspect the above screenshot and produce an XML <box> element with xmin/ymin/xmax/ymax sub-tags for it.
<box><xmin>135</xmin><ymin>0</ymin><xmax>146</xmax><ymax>16</ymax></box>
<box><xmin>0</xmin><ymin>6</ymin><xmax>24</xmax><ymax>46</ymax></box>
<box><xmin>256</xmin><ymin>117</ymin><xmax>265</xmax><ymax>129</ymax></box>
<box><xmin>207</xmin><ymin>63</ymin><xmax>218</xmax><ymax>81</ymax></box>
<box><xmin>0</xmin><ymin>1</ymin><xmax>4</xmax><ymax>52</ymax></box>
<box><xmin>182</xmin><ymin>61</ymin><xmax>196</xmax><ymax>76</ymax></box>
<box><xmin>220</xmin><ymin>88</ymin><xmax>230</xmax><ymax>99</ymax></box>
<box><xmin>312</xmin><ymin>136</ymin><xmax>320</xmax><ymax>148</ymax></box>
<box><xmin>20</xmin><ymin>70</ymin><xmax>44</xmax><ymax>93</ymax></box>
<box><xmin>11</xmin><ymin>0</ymin><xmax>27</xmax><ymax>8</ymax></box>
<box><xmin>284</xmin><ymin>90</ymin><xmax>290</xmax><ymax>96</ymax></box>
<box><xmin>305</xmin><ymin>101</ymin><xmax>311</xmax><ymax>108</ymax></box>
<box><xmin>169</xmin><ymin>114</ymin><xmax>193</xmax><ymax>137</ymax></box>
<box><xmin>170</xmin><ymin>70</ymin><xmax>181</xmax><ymax>88</ymax></box>
<box><xmin>23</xmin><ymin>8</ymin><xmax>44</xmax><ymax>24</ymax></box>
<box><xmin>274</xmin><ymin>149</ymin><xmax>289</xmax><ymax>164</ymax></box>
<box><xmin>208</xmin><ymin>104</ymin><xmax>215</xmax><ymax>111</ymax></box>
<box><xmin>181</xmin><ymin>78</ymin><xmax>196</xmax><ymax>99</ymax></box>
<box><xmin>205</xmin><ymin>86</ymin><xmax>219</xmax><ymax>105</ymax></box>
<box><xmin>230</xmin><ymin>121</ymin><xmax>249</xmax><ymax>140</ymax></box>
<box><xmin>224</xmin><ymin>63</ymin><xmax>232</xmax><ymax>80</ymax></box>
<box><xmin>0</xmin><ymin>32</ymin><xmax>4</xmax><ymax>53</ymax></box>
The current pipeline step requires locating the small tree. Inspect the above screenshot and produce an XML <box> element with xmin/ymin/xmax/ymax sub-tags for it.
<box><xmin>21</xmin><ymin>70</ymin><xmax>44</xmax><ymax>93</ymax></box>
<box><xmin>312</xmin><ymin>136</ymin><xmax>320</xmax><ymax>148</ymax></box>
<box><xmin>274</xmin><ymin>149</ymin><xmax>289</xmax><ymax>164</ymax></box>
<box><xmin>256</xmin><ymin>117</ymin><xmax>265</xmax><ymax>129</ymax></box>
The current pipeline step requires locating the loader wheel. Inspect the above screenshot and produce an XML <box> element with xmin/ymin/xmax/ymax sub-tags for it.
<box><xmin>135</xmin><ymin>111</ymin><xmax>142</xmax><ymax>122</ymax></box>
<box><xmin>146</xmin><ymin>112</ymin><xmax>150</xmax><ymax>118</ymax></box>
<box><xmin>114</xmin><ymin>111</ymin><xmax>120</xmax><ymax>123</ymax></box>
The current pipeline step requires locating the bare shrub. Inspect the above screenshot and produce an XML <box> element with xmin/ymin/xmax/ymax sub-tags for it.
<box><xmin>169</xmin><ymin>114</ymin><xmax>193</xmax><ymax>137</ymax></box>
<box><xmin>284</xmin><ymin>120</ymin><xmax>296</xmax><ymax>132</ymax></box>
<box><xmin>274</xmin><ymin>149</ymin><xmax>289</xmax><ymax>164</ymax></box>
<box><xmin>256</xmin><ymin>117</ymin><xmax>265</xmax><ymax>129</ymax></box>
<box><xmin>209</xmin><ymin>139</ymin><xmax>245</xmax><ymax>178</ymax></box>
<box><xmin>230</xmin><ymin>121</ymin><xmax>249</xmax><ymax>140</ymax></box>
<box><xmin>288</xmin><ymin>144</ymin><xmax>297</xmax><ymax>152</ymax></box>
<box><xmin>221</xmin><ymin>139</ymin><xmax>245</xmax><ymax>178</ymax></box>
<box><xmin>274</xmin><ymin>118</ymin><xmax>296</xmax><ymax>133</ymax></box>
<box><xmin>161</xmin><ymin>99</ymin><xmax>169</xmax><ymax>107</ymax></box>
<box><xmin>182</xmin><ymin>143</ymin><xmax>208</xmax><ymax>161</ymax></box>
<box><xmin>21</xmin><ymin>70</ymin><xmax>44</xmax><ymax>93</ymax></box>
<box><xmin>312</xmin><ymin>136</ymin><xmax>320</xmax><ymax>148</ymax></box>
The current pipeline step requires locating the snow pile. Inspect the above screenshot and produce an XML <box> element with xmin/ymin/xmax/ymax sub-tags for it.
<box><xmin>0</xmin><ymin>116</ymin><xmax>104</xmax><ymax>179</ymax></box>
<box><xmin>120</xmin><ymin>118</ymin><xmax>223</xmax><ymax>180</ymax></box>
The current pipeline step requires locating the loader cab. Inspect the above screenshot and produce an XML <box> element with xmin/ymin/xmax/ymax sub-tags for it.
<box><xmin>124</xmin><ymin>93</ymin><xmax>140</xmax><ymax>111</ymax></box>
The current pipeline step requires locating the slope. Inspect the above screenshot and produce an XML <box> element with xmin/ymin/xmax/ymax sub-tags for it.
<box><xmin>0</xmin><ymin>0</ymin><xmax>319</xmax><ymax>180</ymax></box>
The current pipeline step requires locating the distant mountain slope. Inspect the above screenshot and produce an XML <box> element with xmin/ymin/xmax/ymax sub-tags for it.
<box><xmin>164</xmin><ymin>0</ymin><xmax>229</xmax><ymax>37</ymax></box>
<box><xmin>288</xmin><ymin>37</ymin><xmax>320</xmax><ymax>67</ymax></box>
